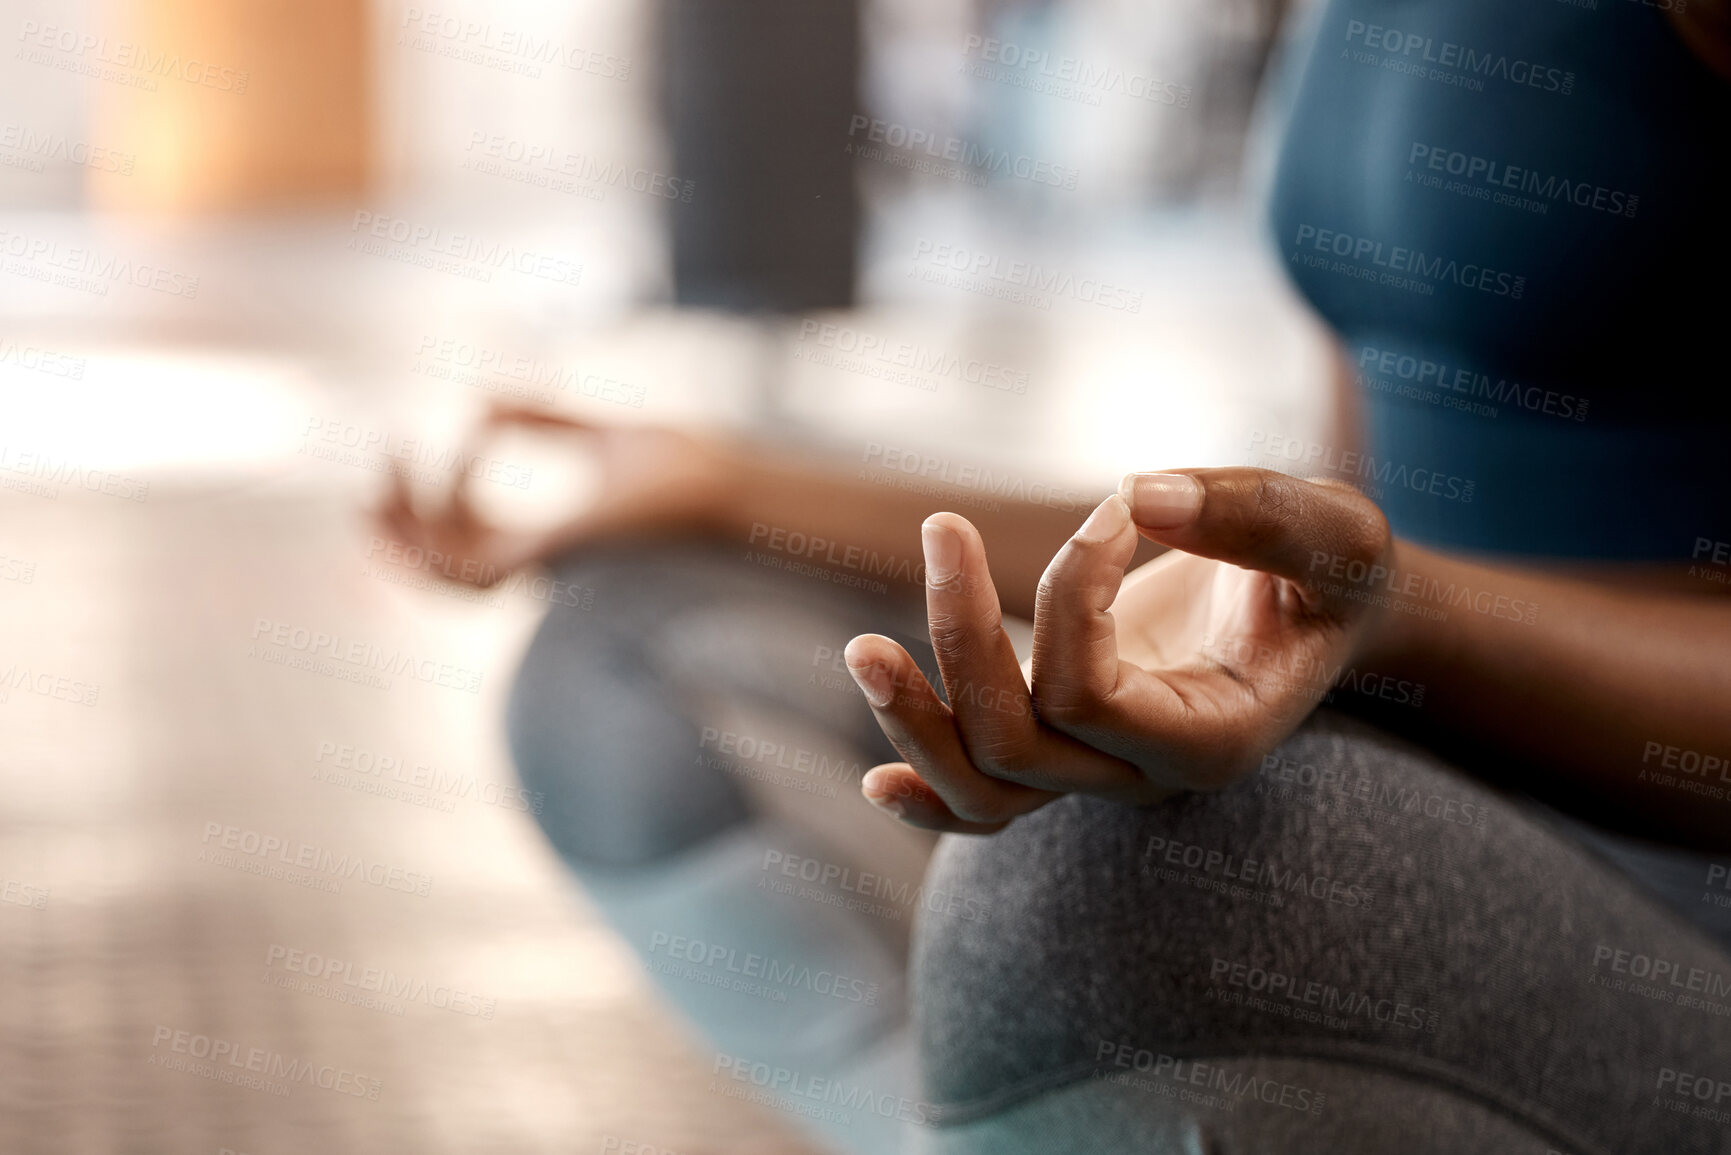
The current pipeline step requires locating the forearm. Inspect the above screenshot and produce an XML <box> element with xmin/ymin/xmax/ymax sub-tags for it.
<box><xmin>712</xmin><ymin>439</ymin><xmax>1156</xmax><ymax>620</ymax></box>
<box><xmin>1356</xmin><ymin>541</ymin><xmax>1731</xmax><ymax>847</ymax></box>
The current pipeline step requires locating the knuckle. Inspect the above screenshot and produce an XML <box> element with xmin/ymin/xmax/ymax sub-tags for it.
<box><xmin>928</xmin><ymin>569</ymin><xmax>992</xmax><ymax>600</ymax></box>
<box><xmin>924</xmin><ymin>612</ymin><xmax>976</xmax><ymax>655</ymax></box>
<box><xmin>969</xmin><ymin>738</ymin><xmax>1031</xmax><ymax>781</ymax></box>
<box><xmin>1030</xmin><ymin>678</ymin><xmax>1099</xmax><ymax>728</ymax></box>
<box><xmin>926</xmin><ymin>611</ymin><xmax>999</xmax><ymax>662</ymax></box>
<box><xmin>1033</xmin><ymin>571</ymin><xmax>1063</xmax><ymax>613</ymax></box>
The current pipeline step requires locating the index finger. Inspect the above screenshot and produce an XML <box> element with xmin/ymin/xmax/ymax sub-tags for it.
<box><xmin>920</xmin><ymin>512</ymin><xmax>1150</xmax><ymax>798</ymax></box>
<box><xmin>1119</xmin><ymin>468</ymin><xmax>1390</xmax><ymax>616</ymax></box>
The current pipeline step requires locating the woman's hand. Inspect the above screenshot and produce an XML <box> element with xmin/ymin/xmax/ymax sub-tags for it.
<box><xmin>372</xmin><ymin>402</ymin><xmax>739</xmax><ymax>587</ymax></box>
<box><xmin>843</xmin><ymin>468</ymin><xmax>1393</xmax><ymax>833</ymax></box>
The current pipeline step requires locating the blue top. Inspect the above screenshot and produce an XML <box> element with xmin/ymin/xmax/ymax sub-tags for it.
<box><xmin>1267</xmin><ymin>0</ymin><xmax>1731</xmax><ymax>559</ymax></box>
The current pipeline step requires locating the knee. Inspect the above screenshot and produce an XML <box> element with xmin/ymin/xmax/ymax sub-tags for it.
<box><xmin>502</xmin><ymin>589</ymin><xmax>615</xmax><ymax>791</ymax></box>
<box><xmin>908</xmin><ymin>713</ymin><xmax>1503</xmax><ymax>1115</ymax></box>
<box><xmin>500</xmin><ymin>542</ymin><xmax>748</xmax><ymax>780</ymax></box>
<box><xmin>504</xmin><ymin>559</ymin><xmax>752</xmax><ymax>871</ymax></box>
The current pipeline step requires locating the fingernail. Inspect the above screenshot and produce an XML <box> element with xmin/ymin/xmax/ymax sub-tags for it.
<box><xmin>1119</xmin><ymin>473</ymin><xmax>1204</xmax><ymax>529</ymax></box>
<box><xmin>864</xmin><ymin>790</ymin><xmax>907</xmax><ymax>818</ymax></box>
<box><xmin>921</xmin><ymin>520</ymin><xmax>962</xmax><ymax>585</ymax></box>
<box><xmin>846</xmin><ymin>660</ymin><xmax>894</xmax><ymax>708</ymax></box>
<box><xmin>862</xmin><ymin>771</ymin><xmax>908</xmax><ymax>815</ymax></box>
<box><xmin>1074</xmin><ymin>494</ymin><xmax>1130</xmax><ymax>544</ymax></box>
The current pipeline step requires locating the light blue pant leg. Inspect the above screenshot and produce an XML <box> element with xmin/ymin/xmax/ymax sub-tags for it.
<box><xmin>506</xmin><ymin>543</ymin><xmax>936</xmax><ymax>1154</ymax></box>
<box><xmin>578</xmin><ymin>823</ymin><xmax>916</xmax><ymax>1155</ymax></box>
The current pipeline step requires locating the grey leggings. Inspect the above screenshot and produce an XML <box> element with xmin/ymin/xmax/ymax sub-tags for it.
<box><xmin>506</xmin><ymin>541</ymin><xmax>1731</xmax><ymax>1155</ymax></box>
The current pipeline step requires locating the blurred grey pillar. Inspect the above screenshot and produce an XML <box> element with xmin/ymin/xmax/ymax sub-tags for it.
<box><xmin>661</xmin><ymin>0</ymin><xmax>861</xmax><ymax>311</ymax></box>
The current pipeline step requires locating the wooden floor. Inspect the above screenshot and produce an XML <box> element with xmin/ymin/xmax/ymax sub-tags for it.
<box><xmin>0</xmin><ymin>471</ymin><xmax>817</xmax><ymax>1154</ymax></box>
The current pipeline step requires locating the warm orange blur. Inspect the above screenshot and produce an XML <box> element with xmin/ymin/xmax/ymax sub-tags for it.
<box><xmin>88</xmin><ymin>0</ymin><xmax>370</xmax><ymax>212</ymax></box>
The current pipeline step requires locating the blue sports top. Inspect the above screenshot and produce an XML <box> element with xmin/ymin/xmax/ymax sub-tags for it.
<box><xmin>1267</xmin><ymin>0</ymin><xmax>1730</xmax><ymax>559</ymax></box>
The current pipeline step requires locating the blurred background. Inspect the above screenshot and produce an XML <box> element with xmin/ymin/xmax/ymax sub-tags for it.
<box><xmin>0</xmin><ymin>0</ymin><xmax>1333</xmax><ymax>1150</ymax></box>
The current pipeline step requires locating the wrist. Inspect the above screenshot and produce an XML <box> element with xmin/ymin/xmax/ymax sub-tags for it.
<box><xmin>706</xmin><ymin>433</ymin><xmax>770</xmax><ymax>537</ymax></box>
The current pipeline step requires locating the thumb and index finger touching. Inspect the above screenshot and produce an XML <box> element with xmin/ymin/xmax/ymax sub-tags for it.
<box><xmin>1116</xmin><ymin>468</ymin><xmax>1391</xmax><ymax>617</ymax></box>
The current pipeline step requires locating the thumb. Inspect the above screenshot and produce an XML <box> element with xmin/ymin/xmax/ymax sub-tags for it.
<box><xmin>1117</xmin><ymin>467</ymin><xmax>1390</xmax><ymax>610</ymax></box>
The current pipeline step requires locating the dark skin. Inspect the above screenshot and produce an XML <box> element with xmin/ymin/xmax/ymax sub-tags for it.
<box><xmin>835</xmin><ymin>11</ymin><xmax>1731</xmax><ymax>848</ymax></box>
<box><xmin>379</xmin><ymin>370</ymin><xmax>1731</xmax><ymax>851</ymax></box>
<box><xmin>379</xmin><ymin>13</ymin><xmax>1731</xmax><ymax>852</ymax></box>
<box><xmin>842</xmin><ymin>474</ymin><xmax>1731</xmax><ymax>852</ymax></box>
<box><xmin>1668</xmin><ymin>0</ymin><xmax>1731</xmax><ymax>80</ymax></box>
